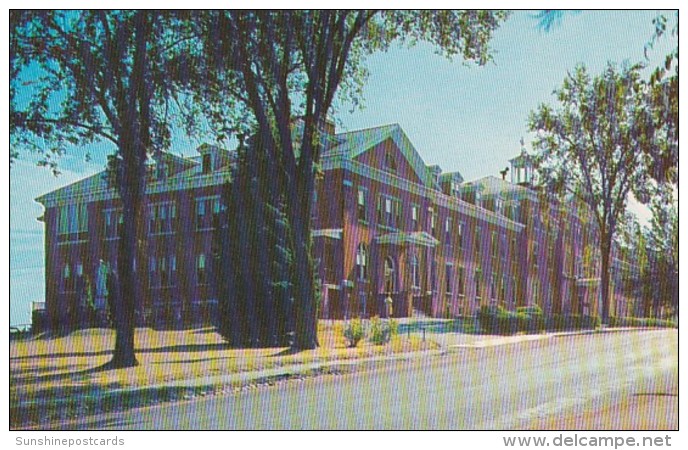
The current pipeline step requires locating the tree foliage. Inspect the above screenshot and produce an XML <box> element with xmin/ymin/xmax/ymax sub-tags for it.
<box><xmin>188</xmin><ymin>10</ymin><xmax>509</xmax><ymax>348</ymax></box>
<box><xmin>529</xmin><ymin>63</ymin><xmax>667</xmax><ymax>322</ymax></box>
<box><xmin>10</xmin><ymin>11</ymin><xmax>196</xmax><ymax>367</ymax></box>
<box><xmin>214</xmin><ymin>144</ymin><xmax>295</xmax><ymax>347</ymax></box>
<box><xmin>645</xmin><ymin>12</ymin><xmax>678</xmax><ymax>186</ymax></box>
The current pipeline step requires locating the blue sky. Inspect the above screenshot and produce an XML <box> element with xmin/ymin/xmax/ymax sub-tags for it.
<box><xmin>9</xmin><ymin>10</ymin><xmax>677</xmax><ymax>326</ymax></box>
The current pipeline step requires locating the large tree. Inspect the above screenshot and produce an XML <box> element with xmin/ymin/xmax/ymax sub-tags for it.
<box><xmin>529</xmin><ymin>63</ymin><xmax>667</xmax><ymax>323</ymax></box>
<box><xmin>191</xmin><ymin>10</ymin><xmax>509</xmax><ymax>349</ymax></box>
<box><xmin>214</xmin><ymin>140</ymin><xmax>295</xmax><ymax>347</ymax></box>
<box><xmin>10</xmin><ymin>11</ymin><xmax>195</xmax><ymax>368</ymax></box>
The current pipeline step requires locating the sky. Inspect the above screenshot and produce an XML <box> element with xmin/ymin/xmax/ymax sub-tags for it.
<box><xmin>8</xmin><ymin>10</ymin><xmax>678</xmax><ymax>326</ymax></box>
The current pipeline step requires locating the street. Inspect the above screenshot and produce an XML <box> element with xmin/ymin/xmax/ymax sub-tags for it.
<box><xmin>64</xmin><ymin>330</ymin><xmax>677</xmax><ymax>430</ymax></box>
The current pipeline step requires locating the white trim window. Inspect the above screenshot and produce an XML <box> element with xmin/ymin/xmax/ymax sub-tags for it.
<box><xmin>357</xmin><ymin>188</ymin><xmax>368</xmax><ymax>222</ymax></box>
<box><xmin>197</xmin><ymin>253</ymin><xmax>208</xmax><ymax>285</ymax></box>
<box><xmin>103</xmin><ymin>208</ymin><xmax>123</xmax><ymax>240</ymax></box>
<box><xmin>445</xmin><ymin>216</ymin><xmax>453</xmax><ymax>246</ymax></box>
<box><xmin>356</xmin><ymin>243</ymin><xmax>368</xmax><ymax>281</ymax></box>
<box><xmin>411</xmin><ymin>254</ymin><xmax>420</xmax><ymax>289</ymax></box>
<box><xmin>58</xmin><ymin>203</ymin><xmax>88</xmax><ymax>242</ymax></box>
<box><xmin>196</xmin><ymin>196</ymin><xmax>222</xmax><ymax>231</ymax></box>
<box><xmin>445</xmin><ymin>263</ymin><xmax>453</xmax><ymax>295</ymax></box>
<box><xmin>150</xmin><ymin>255</ymin><xmax>177</xmax><ymax>288</ymax></box>
<box><xmin>149</xmin><ymin>201</ymin><xmax>176</xmax><ymax>235</ymax></box>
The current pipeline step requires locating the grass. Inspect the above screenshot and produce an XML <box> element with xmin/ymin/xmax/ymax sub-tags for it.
<box><xmin>10</xmin><ymin>321</ymin><xmax>437</xmax><ymax>427</ymax></box>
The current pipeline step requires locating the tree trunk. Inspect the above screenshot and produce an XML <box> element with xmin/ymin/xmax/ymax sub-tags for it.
<box><xmin>287</xmin><ymin>180</ymin><xmax>318</xmax><ymax>350</ymax></box>
<box><xmin>108</xmin><ymin>204</ymin><xmax>139</xmax><ymax>368</ymax></box>
<box><xmin>600</xmin><ymin>239</ymin><xmax>612</xmax><ymax>325</ymax></box>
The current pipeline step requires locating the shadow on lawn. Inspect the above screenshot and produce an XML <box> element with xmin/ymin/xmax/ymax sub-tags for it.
<box><xmin>11</xmin><ymin>342</ymin><xmax>232</xmax><ymax>362</ymax></box>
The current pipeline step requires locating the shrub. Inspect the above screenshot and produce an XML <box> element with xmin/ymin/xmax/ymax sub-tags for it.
<box><xmin>547</xmin><ymin>314</ymin><xmax>599</xmax><ymax>331</ymax></box>
<box><xmin>478</xmin><ymin>305</ymin><xmax>546</xmax><ymax>335</ymax></box>
<box><xmin>608</xmin><ymin>316</ymin><xmax>677</xmax><ymax>328</ymax></box>
<box><xmin>369</xmin><ymin>316</ymin><xmax>395</xmax><ymax>345</ymax></box>
<box><xmin>343</xmin><ymin>318</ymin><xmax>366</xmax><ymax>348</ymax></box>
<box><xmin>388</xmin><ymin>318</ymin><xmax>399</xmax><ymax>336</ymax></box>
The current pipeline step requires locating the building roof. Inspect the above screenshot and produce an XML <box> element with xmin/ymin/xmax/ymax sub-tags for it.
<box><xmin>508</xmin><ymin>148</ymin><xmax>535</xmax><ymax>167</ymax></box>
<box><xmin>35</xmin><ymin>147</ymin><xmax>233</xmax><ymax>208</ymax></box>
<box><xmin>460</xmin><ymin>175</ymin><xmax>533</xmax><ymax>199</ymax></box>
<box><xmin>325</xmin><ymin>124</ymin><xmax>438</xmax><ymax>189</ymax></box>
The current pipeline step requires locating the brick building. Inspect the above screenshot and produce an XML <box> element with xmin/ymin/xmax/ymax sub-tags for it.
<box><xmin>35</xmin><ymin>122</ymin><xmax>640</xmax><ymax>327</ymax></box>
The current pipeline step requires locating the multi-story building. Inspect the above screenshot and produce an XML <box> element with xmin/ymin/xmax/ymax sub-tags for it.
<box><xmin>35</xmin><ymin>122</ymin><xmax>639</xmax><ymax>327</ymax></box>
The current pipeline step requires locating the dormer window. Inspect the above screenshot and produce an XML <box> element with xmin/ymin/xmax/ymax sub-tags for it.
<box><xmin>202</xmin><ymin>154</ymin><xmax>212</xmax><ymax>174</ymax></box>
<box><xmin>385</xmin><ymin>151</ymin><xmax>397</xmax><ymax>175</ymax></box>
<box><xmin>495</xmin><ymin>197</ymin><xmax>504</xmax><ymax>215</ymax></box>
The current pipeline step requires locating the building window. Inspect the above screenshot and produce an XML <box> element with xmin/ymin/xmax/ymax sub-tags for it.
<box><xmin>431</xmin><ymin>212</ymin><xmax>437</xmax><ymax>236</ymax></box>
<box><xmin>411</xmin><ymin>254</ymin><xmax>420</xmax><ymax>289</ymax></box>
<box><xmin>512</xmin><ymin>276</ymin><xmax>517</xmax><ymax>304</ymax></box>
<box><xmin>475</xmin><ymin>268</ymin><xmax>482</xmax><ymax>300</ymax></box>
<box><xmin>356</xmin><ymin>243</ymin><xmax>368</xmax><ymax>281</ymax></box>
<box><xmin>445</xmin><ymin>264</ymin><xmax>453</xmax><ymax>295</ymax></box>
<box><xmin>500</xmin><ymin>275</ymin><xmax>506</xmax><ymax>301</ymax></box>
<box><xmin>411</xmin><ymin>204</ymin><xmax>419</xmax><ymax>230</ymax></box>
<box><xmin>61</xmin><ymin>263</ymin><xmax>74</xmax><ymax>292</ymax></box>
<box><xmin>196</xmin><ymin>196</ymin><xmax>222</xmax><ymax>230</ymax></box>
<box><xmin>491</xmin><ymin>274</ymin><xmax>497</xmax><ymax>300</ymax></box>
<box><xmin>495</xmin><ymin>198</ymin><xmax>504</xmax><ymax>215</ymax></box>
<box><xmin>533</xmin><ymin>242</ymin><xmax>539</xmax><ymax>269</ymax></box>
<box><xmin>149</xmin><ymin>256</ymin><xmax>156</xmax><ymax>287</ymax></box>
<box><xmin>152</xmin><ymin>255</ymin><xmax>176</xmax><ymax>288</ymax></box>
<box><xmin>202</xmin><ymin>153</ymin><xmax>212</xmax><ymax>174</ymax></box>
<box><xmin>511</xmin><ymin>238</ymin><xmax>517</xmax><ymax>263</ymax></box>
<box><xmin>357</xmin><ymin>188</ymin><xmax>367</xmax><ymax>222</ymax></box>
<box><xmin>385</xmin><ymin>151</ymin><xmax>397</xmax><ymax>175</ymax></box>
<box><xmin>58</xmin><ymin>203</ymin><xmax>88</xmax><ymax>242</ymax></box>
<box><xmin>103</xmin><ymin>208</ymin><xmax>123</xmax><ymax>240</ymax></box>
<box><xmin>431</xmin><ymin>260</ymin><xmax>437</xmax><ymax>292</ymax></box>
<box><xmin>377</xmin><ymin>195</ymin><xmax>401</xmax><ymax>229</ymax></box>
<box><xmin>491</xmin><ymin>231</ymin><xmax>498</xmax><ymax>259</ymax></box>
<box><xmin>458</xmin><ymin>223</ymin><xmax>464</xmax><ymax>249</ymax></box>
<box><xmin>384</xmin><ymin>257</ymin><xmax>395</xmax><ymax>293</ymax></box>
<box><xmin>475</xmin><ymin>226</ymin><xmax>481</xmax><ymax>255</ymax></box>
<box><xmin>458</xmin><ymin>267</ymin><xmax>465</xmax><ymax>296</ymax></box>
<box><xmin>501</xmin><ymin>234</ymin><xmax>507</xmax><ymax>262</ymax></box>
<box><xmin>197</xmin><ymin>253</ymin><xmax>208</xmax><ymax>285</ymax></box>
<box><xmin>149</xmin><ymin>202</ymin><xmax>176</xmax><ymax>235</ymax></box>
<box><xmin>445</xmin><ymin>216</ymin><xmax>453</xmax><ymax>246</ymax></box>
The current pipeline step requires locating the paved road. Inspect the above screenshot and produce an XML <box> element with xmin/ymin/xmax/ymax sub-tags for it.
<box><xmin>67</xmin><ymin>330</ymin><xmax>677</xmax><ymax>430</ymax></box>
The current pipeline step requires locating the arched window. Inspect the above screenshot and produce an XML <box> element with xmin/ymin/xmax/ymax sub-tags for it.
<box><xmin>411</xmin><ymin>254</ymin><xmax>420</xmax><ymax>289</ymax></box>
<box><xmin>356</xmin><ymin>243</ymin><xmax>368</xmax><ymax>281</ymax></box>
<box><xmin>384</xmin><ymin>257</ymin><xmax>396</xmax><ymax>293</ymax></box>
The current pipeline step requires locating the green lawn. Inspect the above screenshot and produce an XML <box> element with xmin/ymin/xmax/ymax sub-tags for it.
<box><xmin>10</xmin><ymin>322</ymin><xmax>437</xmax><ymax>427</ymax></box>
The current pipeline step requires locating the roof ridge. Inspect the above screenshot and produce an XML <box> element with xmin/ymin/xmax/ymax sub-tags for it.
<box><xmin>334</xmin><ymin>123</ymin><xmax>399</xmax><ymax>137</ymax></box>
